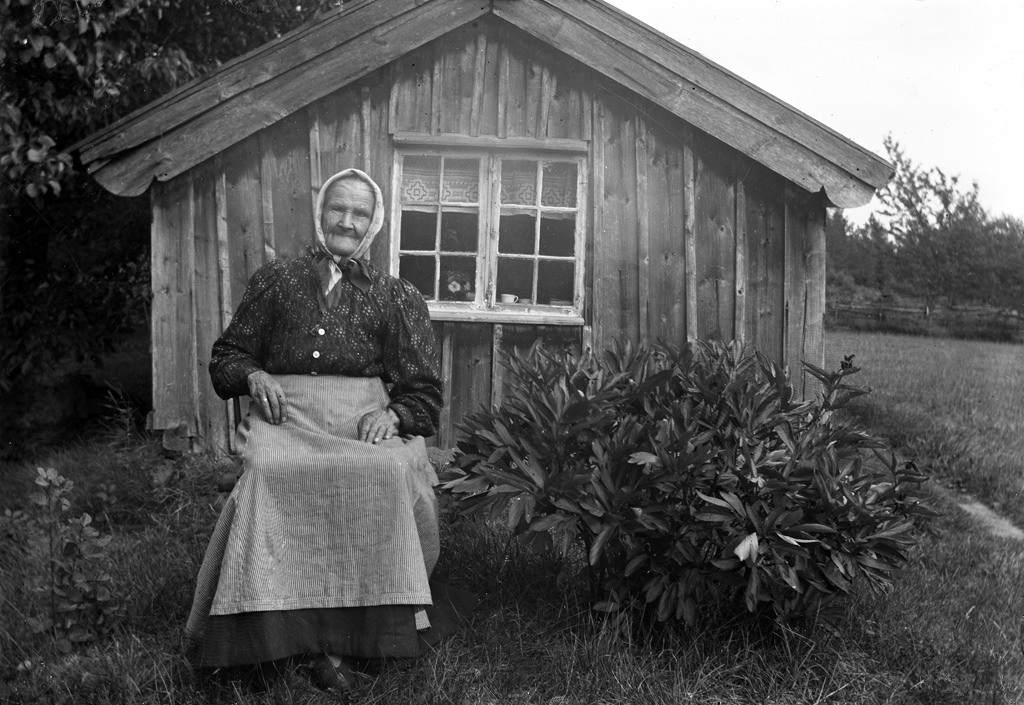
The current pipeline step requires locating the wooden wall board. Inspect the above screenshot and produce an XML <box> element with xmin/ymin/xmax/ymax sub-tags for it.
<box><xmin>591</xmin><ymin>91</ymin><xmax>639</xmax><ymax>349</ymax></box>
<box><xmin>741</xmin><ymin>161</ymin><xmax>785</xmax><ymax>364</ymax></box>
<box><xmin>150</xmin><ymin>174</ymin><xmax>198</xmax><ymax>442</ymax></box>
<box><xmin>191</xmin><ymin>161</ymin><xmax>230</xmax><ymax>452</ymax></box>
<box><xmin>259</xmin><ymin>109</ymin><xmax>314</xmax><ymax>261</ymax></box>
<box><xmin>644</xmin><ymin>120</ymin><xmax>686</xmax><ymax>347</ymax></box>
<box><xmin>222</xmin><ymin>134</ymin><xmax>265</xmax><ymax>311</ymax></box>
<box><xmin>315</xmin><ymin>84</ymin><xmax>364</xmax><ymax>180</ymax></box>
<box><xmin>445</xmin><ymin>322</ymin><xmax>494</xmax><ymax>445</ymax></box>
<box><xmin>784</xmin><ymin>185</ymin><xmax>809</xmax><ymax>384</ymax></box>
<box><xmin>802</xmin><ymin>194</ymin><xmax>827</xmax><ymax>394</ymax></box>
<box><xmin>365</xmin><ymin>77</ymin><xmax>395</xmax><ymax>272</ymax></box>
<box><xmin>693</xmin><ymin>134</ymin><xmax>736</xmax><ymax>341</ymax></box>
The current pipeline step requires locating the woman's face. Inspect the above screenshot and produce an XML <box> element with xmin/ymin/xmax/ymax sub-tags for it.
<box><xmin>320</xmin><ymin>178</ymin><xmax>375</xmax><ymax>258</ymax></box>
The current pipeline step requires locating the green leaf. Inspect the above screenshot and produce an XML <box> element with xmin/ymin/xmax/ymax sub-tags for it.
<box><xmin>624</xmin><ymin>554</ymin><xmax>648</xmax><ymax>576</ymax></box>
<box><xmin>589</xmin><ymin>524</ymin><xmax>616</xmax><ymax>566</ymax></box>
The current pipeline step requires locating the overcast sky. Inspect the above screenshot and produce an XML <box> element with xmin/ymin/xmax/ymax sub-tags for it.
<box><xmin>604</xmin><ymin>0</ymin><xmax>1024</xmax><ymax>224</ymax></box>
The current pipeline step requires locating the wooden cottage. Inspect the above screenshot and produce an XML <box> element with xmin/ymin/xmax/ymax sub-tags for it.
<box><xmin>74</xmin><ymin>0</ymin><xmax>892</xmax><ymax>453</ymax></box>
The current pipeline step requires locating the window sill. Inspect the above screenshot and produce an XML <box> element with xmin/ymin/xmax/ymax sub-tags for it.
<box><xmin>427</xmin><ymin>303</ymin><xmax>584</xmax><ymax>326</ymax></box>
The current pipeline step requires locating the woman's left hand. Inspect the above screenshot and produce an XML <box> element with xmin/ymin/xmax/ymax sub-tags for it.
<box><xmin>358</xmin><ymin>408</ymin><xmax>400</xmax><ymax>444</ymax></box>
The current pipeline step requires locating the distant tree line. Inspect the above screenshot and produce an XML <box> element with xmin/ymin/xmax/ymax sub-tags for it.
<box><xmin>828</xmin><ymin>137</ymin><xmax>1024</xmax><ymax>320</ymax></box>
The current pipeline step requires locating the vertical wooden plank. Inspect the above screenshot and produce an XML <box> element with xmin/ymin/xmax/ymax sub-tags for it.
<box><xmin>537</xmin><ymin>65</ymin><xmax>553</xmax><ymax>139</ymax></box>
<box><xmin>214</xmin><ymin>160</ymin><xmax>237</xmax><ymax>449</ymax></box>
<box><xmin>803</xmin><ymin>198</ymin><xmax>827</xmax><ymax>396</ymax></box>
<box><xmin>258</xmin><ymin>134</ymin><xmax>276</xmax><ymax>262</ymax></box>
<box><xmin>192</xmin><ymin>162</ymin><xmax>230</xmax><ymax>453</ymax></box>
<box><xmin>635</xmin><ymin>115</ymin><xmax>650</xmax><ymax>342</ymax></box>
<box><xmin>308</xmin><ymin>103</ymin><xmax>323</xmax><ymax>217</ymax></box>
<box><xmin>438</xmin><ymin>322</ymin><xmax>455</xmax><ymax>448</ymax></box>
<box><xmin>262</xmin><ymin>109</ymin><xmax>314</xmax><ymax>261</ymax></box>
<box><xmin>784</xmin><ymin>184</ymin><xmax>809</xmax><ymax>382</ymax></box>
<box><xmin>693</xmin><ymin>134</ymin><xmax>736</xmax><ymax>342</ymax></box>
<box><xmin>413</xmin><ymin>44</ymin><xmax>434</xmax><ymax>134</ymax></box>
<box><xmin>456</xmin><ymin>28</ymin><xmax>476</xmax><ymax>136</ymax></box>
<box><xmin>151</xmin><ymin>174</ymin><xmax>198</xmax><ymax>448</ymax></box>
<box><xmin>447</xmin><ymin>323</ymin><xmax>493</xmax><ymax>444</ymax></box>
<box><xmin>593</xmin><ymin>93</ymin><xmax>638</xmax><ymax>344</ymax></box>
<box><xmin>366</xmin><ymin>75</ymin><xmax>393</xmax><ymax>273</ymax></box>
<box><xmin>223</xmin><ymin>134</ymin><xmax>265</xmax><ymax>311</ymax></box>
<box><xmin>683</xmin><ymin>133</ymin><xmax>698</xmax><ymax>343</ymax></box>
<box><xmin>388</xmin><ymin>62</ymin><xmax>400</xmax><ymax>135</ymax></box>
<box><xmin>469</xmin><ymin>30</ymin><xmax>487</xmax><ymax>136</ymax></box>
<box><xmin>430</xmin><ymin>41</ymin><xmax>442</xmax><ymax>136</ymax></box>
<box><xmin>734</xmin><ymin>167</ymin><xmax>747</xmax><ymax>346</ymax></box>
<box><xmin>361</xmin><ymin>85</ymin><xmax>373</xmax><ymax>169</ymax></box>
<box><xmin>590</xmin><ymin>95</ymin><xmax>608</xmax><ymax>351</ymax></box>
<box><xmin>316</xmin><ymin>85</ymin><xmax>362</xmax><ymax>178</ymax></box>
<box><xmin>523</xmin><ymin>56</ymin><xmax>543</xmax><ymax>138</ymax></box>
<box><xmin>479</xmin><ymin>24</ymin><xmax>501</xmax><ymax>137</ymax></box>
<box><xmin>743</xmin><ymin>161</ymin><xmax>785</xmax><ymax>365</ymax></box>
<box><xmin>490</xmin><ymin>324</ymin><xmax>505</xmax><ymax>409</ymax></box>
<box><xmin>496</xmin><ymin>36</ymin><xmax>510</xmax><ymax>139</ymax></box>
<box><xmin>645</xmin><ymin>121</ymin><xmax>685</xmax><ymax>346</ymax></box>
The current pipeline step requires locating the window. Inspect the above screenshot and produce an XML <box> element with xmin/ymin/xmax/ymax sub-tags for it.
<box><xmin>391</xmin><ymin>150</ymin><xmax>585</xmax><ymax>323</ymax></box>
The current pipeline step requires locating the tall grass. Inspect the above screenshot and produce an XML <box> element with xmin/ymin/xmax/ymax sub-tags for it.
<box><xmin>2</xmin><ymin>336</ymin><xmax>1023</xmax><ymax>704</ymax></box>
<box><xmin>825</xmin><ymin>331</ymin><xmax>1024</xmax><ymax>526</ymax></box>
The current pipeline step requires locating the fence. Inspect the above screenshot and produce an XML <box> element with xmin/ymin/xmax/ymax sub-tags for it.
<box><xmin>826</xmin><ymin>303</ymin><xmax>1024</xmax><ymax>343</ymax></box>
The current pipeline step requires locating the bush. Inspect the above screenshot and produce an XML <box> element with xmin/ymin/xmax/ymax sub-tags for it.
<box><xmin>440</xmin><ymin>340</ymin><xmax>935</xmax><ymax>626</ymax></box>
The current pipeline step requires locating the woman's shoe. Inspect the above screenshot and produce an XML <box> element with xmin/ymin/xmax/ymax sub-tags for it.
<box><xmin>309</xmin><ymin>654</ymin><xmax>356</xmax><ymax>692</ymax></box>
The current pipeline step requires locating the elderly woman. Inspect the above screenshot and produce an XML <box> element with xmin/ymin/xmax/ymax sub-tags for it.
<box><xmin>185</xmin><ymin>168</ymin><xmax>445</xmax><ymax>691</ymax></box>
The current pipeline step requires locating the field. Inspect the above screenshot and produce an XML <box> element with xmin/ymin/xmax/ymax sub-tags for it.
<box><xmin>0</xmin><ymin>331</ymin><xmax>1022</xmax><ymax>704</ymax></box>
<box><xmin>824</xmin><ymin>331</ymin><xmax>1024</xmax><ymax>526</ymax></box>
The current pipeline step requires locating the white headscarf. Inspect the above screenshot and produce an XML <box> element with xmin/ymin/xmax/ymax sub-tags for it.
<box><xmin>313</xmin><ymin>168</ymin><xmax>385</xmax><ymax>263</ymax></box>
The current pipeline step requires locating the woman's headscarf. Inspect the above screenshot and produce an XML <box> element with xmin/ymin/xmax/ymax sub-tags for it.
<box><xmin>313</xmin><ymin>168</ymin><xmax>385</xmax><ymax>263</ymax></box>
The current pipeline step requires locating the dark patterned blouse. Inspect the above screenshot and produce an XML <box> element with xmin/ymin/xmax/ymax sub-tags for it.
<box><xmin>209</xmin><ymin>254</ymin><xmax>441</xmax><ymax>437</ymax></box>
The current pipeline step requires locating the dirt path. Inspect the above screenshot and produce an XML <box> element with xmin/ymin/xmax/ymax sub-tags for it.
<box><xmin>958</xmin><ymin>499</ymin><xmax>1024</xmax><ymax>541</ymax></box>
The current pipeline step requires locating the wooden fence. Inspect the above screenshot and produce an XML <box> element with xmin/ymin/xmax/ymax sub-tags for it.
<box><xmin>827</xmin><ymin>304</ymin><xmax>1024</xmax><ymax>342</ymax></box>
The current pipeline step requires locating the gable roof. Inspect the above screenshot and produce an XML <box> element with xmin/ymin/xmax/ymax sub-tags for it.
<box><xmin>73</xmin><ymin>0</ymin><xmax>892</xmax><ymax>206</ymax></box>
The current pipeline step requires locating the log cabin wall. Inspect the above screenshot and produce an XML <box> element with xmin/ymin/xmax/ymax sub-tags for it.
<box><xmin>149</xmin><ymin>19</ymin><xmax>826</xmax><ymax>453</ymax></box>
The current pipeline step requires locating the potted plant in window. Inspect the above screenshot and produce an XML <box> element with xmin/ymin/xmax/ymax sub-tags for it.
<box><xmin>443</xmin><ymin>270</ymin><xmax>474</xmax><ymax>301</ymax></box>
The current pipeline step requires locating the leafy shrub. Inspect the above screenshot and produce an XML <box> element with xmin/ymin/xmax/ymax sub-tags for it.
<box><xmin>22</xmin><ymin>468</ymin><xmax>123</xmax><ymax>650</ymax></box>
<box><xmin>440</xmin><ymin>340</ymin><xmax>935</xmax><ymax>625</ymax></box>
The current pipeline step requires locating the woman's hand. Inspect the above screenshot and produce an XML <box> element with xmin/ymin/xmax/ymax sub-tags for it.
<box><xmin>247</xmin><ymin>370</ymin><xmax>287</xmax><ymax>424</ymax></box>
<box><xmin>358</xmin><ymin>407</ymin><xmax>400</xmax><ymax>444</ymax></box>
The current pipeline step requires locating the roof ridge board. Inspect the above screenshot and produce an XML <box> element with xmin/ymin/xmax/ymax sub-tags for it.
<box><xmin>493</xmin><ymin>2</ymin><xmax>876</xmax><ymax>206</ymax></box>
<box><xmin>535</xmin><ymin>0</ymin><xmax>890</xmax><ymax>183</ymax></box>
<box><xmin>90</xmin><ymin>1</ymin><xmax>492</xmax><ymax>196</ymax></box>
<box><xmin>73</xmin><ymin>0</ymin><xmax>404</xmax><ymax>160</ymax></box>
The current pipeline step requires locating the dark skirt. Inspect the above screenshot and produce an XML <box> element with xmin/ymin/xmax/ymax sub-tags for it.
<box><xmin>188</xmin><ymin>580</ymin><xmax>475</xmax><ymax>668</ymax></box>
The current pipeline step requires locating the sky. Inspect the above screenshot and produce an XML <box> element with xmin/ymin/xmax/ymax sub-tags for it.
<box><xmin>604</xmin><ymin>0</ymin><xmax>1024</xmax><ymax>224</ymax></box>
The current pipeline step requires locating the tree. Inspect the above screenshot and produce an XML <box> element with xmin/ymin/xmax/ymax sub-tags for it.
<box><xmin>0</xmin><ymin>0</ymin><xmax>335</xmax><ymax>389</ymax></box>
<box><xmin>876</xmin><ymin>136</ymin><xmax>991</xmax><ymax>308</ymax></box>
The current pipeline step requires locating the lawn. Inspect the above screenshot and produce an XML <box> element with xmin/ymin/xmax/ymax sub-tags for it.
<box><xmin>824</xmin><ymin>331</ymin><xmax>1024</xmax><ymax>526</ymax></box>
<box><xmin>1</xmin><ymin>331</ymin><xmax>1022</xmax><ymax>704</ymax></box>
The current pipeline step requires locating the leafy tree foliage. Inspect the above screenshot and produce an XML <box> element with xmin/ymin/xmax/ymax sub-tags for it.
<box><xmin>828</xmin><ymin>136</ymin><xmax>1024</xmax><ymax>315</ymax></box>
<box><xmin>0</xmin><ymin>0</ymin><xmax>335</xmax><ymax>389</ymax></box>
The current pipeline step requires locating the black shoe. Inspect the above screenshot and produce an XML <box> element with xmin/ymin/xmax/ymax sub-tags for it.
<box><xmin>309</xmin><ymin>654</ymin><xmax>356</xmax><ymax>693</ymax></box>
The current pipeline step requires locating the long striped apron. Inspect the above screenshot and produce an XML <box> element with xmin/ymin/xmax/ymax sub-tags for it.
<box><xmin>186</xmin><ymin>375</ymin><xmax>439</xmax><ymax>637</ymax></box>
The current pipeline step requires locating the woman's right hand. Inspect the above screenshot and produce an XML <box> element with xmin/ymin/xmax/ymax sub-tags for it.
<box><xmin>247</xmin><ymin>370</ymin><xmax>287</xmax><ymax>424</ymax></box>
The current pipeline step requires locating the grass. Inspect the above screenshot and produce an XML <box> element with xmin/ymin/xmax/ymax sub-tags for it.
<box><xmin>2</xmin><ymin>331</ymin><xmax>1023</xmax><ymax>703</ymax></box>
<box><xmin>825</xmin><ymin>331</ymin><xmax>1024</xmax><ymax>526</ymax></box>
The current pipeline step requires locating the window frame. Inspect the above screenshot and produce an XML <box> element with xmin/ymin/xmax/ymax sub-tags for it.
<box><xmin>390</xmin><ymin>144</ymin><xmax>587</xmax><ymax>326</ymax></box>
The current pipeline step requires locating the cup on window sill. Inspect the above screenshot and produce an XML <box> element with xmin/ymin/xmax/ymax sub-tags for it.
<box><xmin>499</xmin><ymin>294</ymin><xmax>519</xmax><ymax>304</ymax></box>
